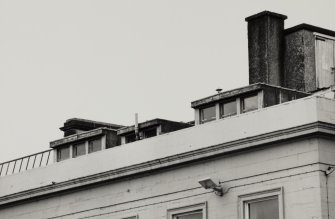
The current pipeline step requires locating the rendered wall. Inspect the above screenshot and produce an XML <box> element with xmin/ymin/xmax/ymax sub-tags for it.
<box><xmin>0</xmin><ymin>137</ymin><xmax>328</xmax><ymax>219</ymax></box>
<box><xmin>319</xmin><ymin>138</ymin><xmax>335</xmax><ymax>219</ymax></box>
<box><xmin>0</xmin><ymin>96</ymin><xmax>334</xmax><ymax>219</ymax></box>
<box><xmin>0</xmin><ymin>96</ymin><xmax>334</xmax><ymax>198</ymax></box>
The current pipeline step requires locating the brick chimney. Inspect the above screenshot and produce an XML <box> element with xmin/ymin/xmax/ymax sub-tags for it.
<box><xmin>245</xmin><ymin>11</ymin><xmax>287</xmax><ymax>86</ymax></box>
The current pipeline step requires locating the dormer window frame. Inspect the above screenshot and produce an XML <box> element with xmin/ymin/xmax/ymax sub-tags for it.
<box><xmin>72</xmin><ymin>141</ymin><xmax>87</xmax><ymax>158</ymax></box>
<box><xmin>53</xmin><ymin>134</ymin><xmax>107</xmax><ymax>162</ymax></box>
<box><xmin>199</xmin><ymin>105</ymin><xmax>217</xmax><ymax>124</ymax></box>
<box><xmin>57</xmin><ymin>146</ymin><xmax>71</xmax><ymax>162</ymax></box>
<box><xmin>219</xmin><ymin>98</ymin><xmax>238</xmax><ymax>118</ymax></box>
<box><xmin>240</xmin><ymin>92</ymin><xmax>262</xmax><ymax>114</ymax></box>
<box><xmin>88</xmin><ymin>137</ymin><xmax>103</xmax><ymax>154</ymax></box>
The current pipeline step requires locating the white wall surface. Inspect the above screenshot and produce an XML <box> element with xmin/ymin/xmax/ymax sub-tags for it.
<box><xmin>0</xmin><ymin>138</ymin><xmax>329</xmax><ymax>219</ymax></box>
<box><xmin>0</xmin><ymin>96</ymin><xmax>334</xmax><ymax>198</ymax></box>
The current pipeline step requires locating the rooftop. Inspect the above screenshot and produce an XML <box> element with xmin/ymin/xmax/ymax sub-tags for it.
<box><xmin>1</xmin><ymin>96</ymin><xmax>334</xmax><ymax>205</ymax></box>
<box><xmin>285</xmin><ymin>23</ymin><xmax>335</xmax><ymax>37</ymax></box>
<box><xmin>191</xmin><ymin>83</ymin><xmax>310</xmax><ymax>108</ymax></box>
<box><xmin>60</xmin><ymin>118</ymin><xmax>124</xmax><ymax>136</ymax></box>
<box><xmin>117</xmin><ymin>118</ymin><xmax>192</xmax><ymax>136</ymax></box>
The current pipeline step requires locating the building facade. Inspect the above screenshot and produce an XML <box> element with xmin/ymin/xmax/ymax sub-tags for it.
<box><xmin>0</xmin><ymin>11</ymin><xmax>334</xmax><ymax>219</ymax></box>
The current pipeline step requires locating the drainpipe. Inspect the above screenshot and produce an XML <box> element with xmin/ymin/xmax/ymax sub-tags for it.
<box><xmin>325</xmin><ymin>166</ymin><xmax>335</xmax><ymax>219</ymax></box>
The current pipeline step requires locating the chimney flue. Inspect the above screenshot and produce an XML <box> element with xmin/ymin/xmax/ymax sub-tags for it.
<box><xmin>245</xmin><ymin>11</ymin><xmax>287</xmax><ymax>86</ymax></box>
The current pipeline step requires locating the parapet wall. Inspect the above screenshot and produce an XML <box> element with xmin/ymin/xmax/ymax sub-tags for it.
<box><xmin>0</xmin><ymin>96</ymin><xmax>334</xmax><ymax>203</ymax></box>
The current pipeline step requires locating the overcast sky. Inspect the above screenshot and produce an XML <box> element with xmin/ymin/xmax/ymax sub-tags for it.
<box><xmin>1</xmin><ymin>0</ymin><xmax>335</xmax><ymax>162</ymax></box>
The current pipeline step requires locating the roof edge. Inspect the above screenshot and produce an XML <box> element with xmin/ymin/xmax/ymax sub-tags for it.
<box><xmin>285</xmin><ymin>23</ymin><xmax>335</xmax><ymax>37</ymax></box>
<box><xmin>245</xmin><ymin>10</ymin><xmax>287</xmax><ymax>22</ymax></box>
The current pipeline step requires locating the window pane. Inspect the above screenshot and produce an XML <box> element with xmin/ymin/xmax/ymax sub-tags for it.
<box><xmin>57</xmin><ymin>147</ymin><xmax>70</xmax><ymax>161</ymax></box>
<box><xmin>88</xmin><ymin>138</ymin><xmax>102</xmax><ymax>153</ymax></box>
<box><xmin>126</xmin><ymin>134</ymin><xmax>136</xmax><ymax>143</ymax></box>
<box><xmin>73</xmin><ymin>142</ymin><xmax>86</xmax><ymax>158</ymax></box>
<box><xmin>144</xmin><ymin>129</ymin><xmax>157</xmax><ymax>138</ymax></box>
<box><xmin>242</xmin><ymin>95</ymin><xmax>258</xmax><ymax>113</ymax></box>
<box><xmin>200</xmin><ymin>106</ymin><xmax>216</xmax><ymax>123</ymax></box>
<box><xmin>175</xmin><ymin>211</ymin><xmax>202</xmax><ymax>219</ymax></box>
<box><xmin>221</xmin><ymin>100</ymin><xmax>237</xmax><ymax>118</ymax></box>
<box><xmin>249</xmin><ymin>198</ymin><xmax>279</xmax><ymax>219</ymax></box>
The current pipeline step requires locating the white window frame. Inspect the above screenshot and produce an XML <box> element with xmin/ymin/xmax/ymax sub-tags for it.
<box><xmin>220</xmin><ymin>99</ymin><xmax>238</xmax><ymax>118</ymax></box>
<box><xmin>167</xmin><ymin>202</ymin><xmax>207</xmax><ymax>219</ymax></box>
<box><xmin>55</xmin><ymin>136</ymin><xmax>107</xmax><ymax>162</ymax></box>
<box><xmin>241</xmin><ymin>93</ymin><xmax>260</xmax><ymax>113</ymax></box>
<box><xmin>57</xmin><ymin>145</ymin><xmax>71</xmax><ymax>162</ymax></box>
<box><xmin>238</xmin><ymin>187</ymin><xmax>284</xmax><ymax>219</ymax></box>
<box><xmin>72</xmin><ymin>141</ymin><xmax>86</xmax><ymax>158</ymax></box>
<box><xmin>120</xmin><ymin>215</ymin><xmax>138</xmax><ymax>219</ymax></box>
<box><xmin>200</xmin><ymin>105</ymin><xmax>216</xmax><ymax>124</ymax></box>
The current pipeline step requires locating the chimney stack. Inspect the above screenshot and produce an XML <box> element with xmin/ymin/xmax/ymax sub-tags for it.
<box><xmin>245</xmin><ymin>11</ymin><xmax>287</xmax><ymax>86</ymax></box>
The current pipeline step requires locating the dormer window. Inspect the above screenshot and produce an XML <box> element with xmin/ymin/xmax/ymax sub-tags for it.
<box><xmin>88</xmin><ymin>138</ymin><xmax>102</xmax><ymax>154</ymax></box>
<box><xmin>200</xmin><ymin>105</ymin><xmax>216</xmax><ymax>124</ymax></box>
<box><xmin>143</xmin><ymin>128</ymin><xmax>157</xmax><ymax>138</ymax></box>
<box><xmin>241</xmin><ymin>94</ymin><xmax>258</xmax><ymax>113</ymax></box>
<box><xmin>220</xmin><ymin>100</ymin><xmax>237</xmax><ymax>118</ymax></box>
<box><xmin>125</xmin><ymin>134</ymin><xmax>136</xmax><ymax>143</ymax></box>
<box><xmin>57</xmin><ymin>146</ymin><xmax>70</xmax><ymax>162</ymax></box>
<box><xmin>118</xmin><ymin>119</ymin><xmax>192</xmax><ymax>144</ymax></box>
<box><xmin>73</xmin><ymin>142</ymin><xmax>86</xmax><ymax>158</ymax></box>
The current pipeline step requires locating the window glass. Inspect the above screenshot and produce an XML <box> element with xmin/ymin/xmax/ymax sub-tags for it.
<box><xmin>264</xmin><ymin>90</ymin><xmax>278</xmax><ymax>107</ymax></box>
<box><xmin>126</xmin><ymin>134</ymin><xmax>136</xmax><ymax>143</ymax></box>
<box><xmin>73</xmin><ymin>142</ymin><xmax>86</xmax><ymax>158</ymax></box>
<box><xmin>168</xmin><ymin>203</ymin><xmax>206</xmax><ymax>219</ymax></box>
<box><xmin>242</xmin><ymin>95</ymin><xmax>258</xmax><ymax>113</ymax></box>
<box><xmin>248</xmin><ymin>197</ymin><xmax>279</xmax><ymax>219</ymax></box>
<box><xmin>143</xmin><ymin>129</ymin><xmax>157</xmax><ymax>139</ymax></box>
<box><xmin>175</xmin><ymin>211</ymin><xmax>202</xmax><ymax>219</ymax></box>
<box><xmin>200</xmin><ymin>105</ymin><xmax>216</xmax><ymax>123</ymax></box>
<box><xmin>220</xmin><ymin>100</ymin><xmax>237</xmax><ymax>118</ymax></box>
<box><xmin>88</xmin><ymin>138</ymin><xmax>102</xmax><ymax>153</ymax></box>
<box><xmin>57</xmin><ymin>146</ymin><xmax>70</xmax><ymax>161</ymax></box>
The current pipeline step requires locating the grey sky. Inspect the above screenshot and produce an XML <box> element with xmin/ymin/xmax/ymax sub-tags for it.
<box><xmin>1</xmin><ymin>0</ymin><xmax>335</xmax><ymax>162</ymax></box>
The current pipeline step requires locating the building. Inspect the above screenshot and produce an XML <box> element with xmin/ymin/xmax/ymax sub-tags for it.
<box><xmin>0</xmin><ymin>11</ymin><xmax>334</xmax><ymax>219</ymax></box>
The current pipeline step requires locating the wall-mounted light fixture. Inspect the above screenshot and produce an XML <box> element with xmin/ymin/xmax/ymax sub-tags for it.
<box><xmin>198</xmin><ymin>177</ymin><xmax>224</xmax><ymax>196</ymax></box>
<box><xmin>326</xmin><ymin>166</ymin><xmax>335</xmax><ymax>176</ymax></box>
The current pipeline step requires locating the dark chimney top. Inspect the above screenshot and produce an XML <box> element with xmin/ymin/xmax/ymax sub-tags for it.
<box><xmin>245</xmin><ymin>10</ymin><xmax>287</xmax><ymax>86</ymax></box>
<box><xmin>245</xmin><ymin>11</ymin><xmax>287</xmax><ymax>22</ymax></box>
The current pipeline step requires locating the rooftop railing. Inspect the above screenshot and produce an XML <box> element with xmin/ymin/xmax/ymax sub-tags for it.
<box><xmin>0</xmin><ymin>149</ymin><xmax>53</xmax><ymax>177</ymax></box>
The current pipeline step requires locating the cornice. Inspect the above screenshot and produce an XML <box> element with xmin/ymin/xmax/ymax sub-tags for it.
<box><xmin>1</xmin><ymin>121</ymin><xmax>334</xmax><ymax>207</ymax></box>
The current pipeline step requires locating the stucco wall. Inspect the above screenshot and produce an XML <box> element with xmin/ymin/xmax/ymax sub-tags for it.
<box><xmin>0</xmin><ymin>96</ymin><xmax>334</xmax><ymax>219</ymax></box>
<box><xmin>0</xmin><ymin>97</ymin><xmax>334</xmax><ymax>198</ymax></box>
<box><xmin>0</xmin><ymin>137</ymin><xmax>327</xmax><ymax>219</ymax></box>
<box><xmin>319</xmin><ymin>138</ymin><xmax>335</xmax><ymax>219</ymax></box>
